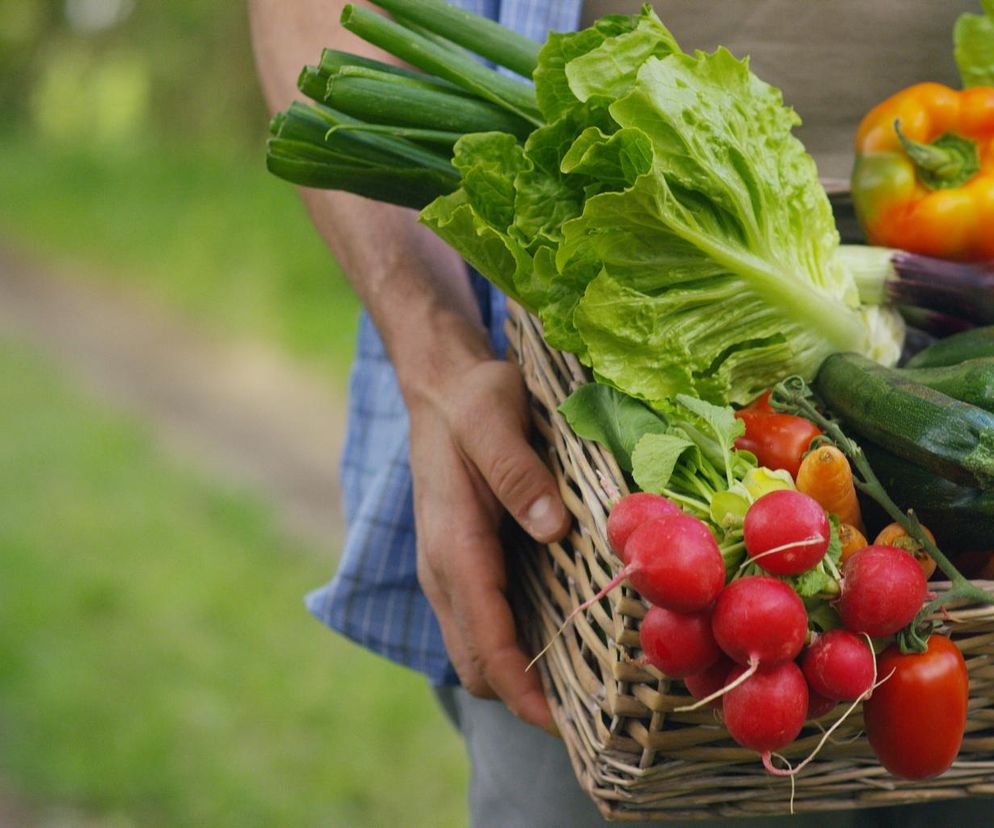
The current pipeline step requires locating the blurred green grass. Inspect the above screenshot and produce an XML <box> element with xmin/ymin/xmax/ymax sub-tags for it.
<box><xmin>0</xmin><ymin>340</ymin><xmax>467</xmax><ymax>827</ymax></box>
<box><xmin>0</xmin><ymin>7</ymin><xmax>475</xmax><ymax>823</ymax></box>
<box><xmin>0</xmin><ymin>131</ymin><xmax>361</xmax><ymax>385</ymax></box>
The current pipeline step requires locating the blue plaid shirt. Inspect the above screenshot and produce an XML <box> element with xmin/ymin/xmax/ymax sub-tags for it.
<box><xmin>306</xmin><ymin>0</ymin><xmax>584</xmax><ymax>686</ymax></box>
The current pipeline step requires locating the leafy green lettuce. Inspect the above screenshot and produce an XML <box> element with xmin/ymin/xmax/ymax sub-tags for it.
<box><xmin>955</xmin><ymin>0</ymin><xmax>994</xmax><ymax>88</ymax></box>
<box><xmin>557</xmin><ymin>382</ymin><xmax>668</xmax><ymax>471</ymax></box>
<box><xmin>420</xmin><ymin>5</ymin><xmax>903</xmax><ymax>407</ymax></box>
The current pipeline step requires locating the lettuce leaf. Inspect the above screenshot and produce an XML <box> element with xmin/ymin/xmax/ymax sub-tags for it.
<box><xmin>557</xmin><ymin>383</ymin><xmax>667</xmax><ymax>471</ymax></box>
<box><xmin>419</xmin><ymin>6</ymin><xmax>903</xmax><ymax>407</ymax></box>
<box><xmin>955</xmin><ymin>0</ymin><xmax>994</xmax><ymax>88</ymax></box>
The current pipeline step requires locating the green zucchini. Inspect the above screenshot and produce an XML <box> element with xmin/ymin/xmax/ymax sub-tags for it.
<box><xmin>814</xmin><ymin>352</ymin><xmax>994</xmax><ymax>489</ymax></box>
<box><xmin>904</xmin><ymin>326</ymin><xmax>994</xmax><ymax>369</ymax></box>
<box><xmin>862</xmin><ymin>443</ymin><xmax>994</xmax><ymax>554</ymax></box>
<box><xmin>898</xmin><ymin>358</ymin><xmax>994</xmax><ymax>414</ymax></box>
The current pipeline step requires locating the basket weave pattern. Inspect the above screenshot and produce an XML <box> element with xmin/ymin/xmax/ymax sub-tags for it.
<box><xmin>506</xmin><ymin>302</ymin><xmax>994</xmax><ymax>822</ymax></box>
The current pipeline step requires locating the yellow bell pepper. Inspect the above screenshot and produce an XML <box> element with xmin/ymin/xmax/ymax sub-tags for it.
<box><xmin>852</xmin><ymin>82</ymin><xmax>994</xmax><ymax>261</ymax></box>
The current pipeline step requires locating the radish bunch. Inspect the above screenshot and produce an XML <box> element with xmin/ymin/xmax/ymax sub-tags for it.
<box><xmin>614</xmin><ymin>487</ymin><xmax>928</xmax><ymax>774</ymax></box>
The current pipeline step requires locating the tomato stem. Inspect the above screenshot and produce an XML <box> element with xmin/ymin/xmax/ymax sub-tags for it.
<box><xmin>900</xmin><ymin>584</ymin><xmax>993</xmax><ymax>653</ymax></box>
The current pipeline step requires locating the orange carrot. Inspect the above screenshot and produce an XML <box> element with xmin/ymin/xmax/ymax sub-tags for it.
<box><xmin>795</xmin><ymin>445</ymin><xmax>863</xmax><ymax>532</ymax></box>
<box><xmin>838</xmin><ymin>523</ymin><xmax>868</xmax><ymax>565</ymax></box>
<box><xmin>875</xmin><ymin>522</ymin><xmax>938</xmax><ymax>579</ymax></box>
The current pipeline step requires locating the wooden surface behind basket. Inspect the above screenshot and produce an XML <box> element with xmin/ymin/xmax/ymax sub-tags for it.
<box><xmin>505</xmin><ymin>301</ymin><xmax>994</xmax><ymax>822</ymax></box>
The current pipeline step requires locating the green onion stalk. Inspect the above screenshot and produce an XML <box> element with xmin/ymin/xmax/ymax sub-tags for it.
<box><xmin>267</xmin><ymin>101</ymin><xmax>461</xmax><ymax>210</ymax></box>
<box><xmin>267</xmin><ymin>0</ymin><xmax>546</xmax><ymax>209</ymax></box>
<box><xmin>366</xmin><ymin>0</ymin><xmax>540</xmax><ymax>78</ymax></box>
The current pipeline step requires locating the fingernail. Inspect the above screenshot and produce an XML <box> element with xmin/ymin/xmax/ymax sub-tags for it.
<box><xmin>526</xmin><ymin>494</ymin><xmax>562</xmax><ymax>539</ymax></box>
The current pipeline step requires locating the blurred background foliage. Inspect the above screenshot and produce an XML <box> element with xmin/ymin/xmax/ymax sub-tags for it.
<box><xmin>0</xmin><ymin>1</ymin><xmax>467</xmax><ymax>825</ymax></box>
<box><xmin>2</xmin><ymin>0</ymin><xmax>265</xmax><ymax>151</ymax></box>
<box><xmin>0</xmin><ymin>0</ymin><xmax>362</xmax><ymax>377</ymax></box>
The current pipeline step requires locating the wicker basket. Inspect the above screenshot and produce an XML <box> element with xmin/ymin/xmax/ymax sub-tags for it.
<box><xmin>505</xmin><ymin>301</ymin><xmax>994</xmax><ymax>822</ymax></box>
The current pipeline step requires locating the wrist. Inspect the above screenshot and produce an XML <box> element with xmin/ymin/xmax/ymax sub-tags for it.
<box><xmin>391</xmin><ymin>303</ymin><xmax>495</xmax><ymax>413</ymax></box>
<box><xmin>299</xmin><ymin>188</ymin><xmax>496</xmax><ymax>408</ymax></box>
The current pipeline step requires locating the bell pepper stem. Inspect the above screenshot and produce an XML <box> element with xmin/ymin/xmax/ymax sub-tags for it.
<box><xmin>894</xmin><ymin>119</ymin><xmax>980</xmax><ymax>190</ymax></box>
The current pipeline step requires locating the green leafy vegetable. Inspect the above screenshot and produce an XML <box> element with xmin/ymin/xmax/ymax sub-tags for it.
<box><xmin>559</xmin><ymin>384</ymin><xmax>759</xmax><ymax>544</ymax></box>
<box><xmin>675</xmin><ymin>394</ymin><xmax>744</xmax><ymax>487</ymax></box>
<box><xmin>955</xmin><ymin>0</ymin><xmax>994</xmax><ymax>88</ymax></box>
<box><xmin>631</xmin><ymin>432</ymin><xmax>698</xmax><ymax>495</ymax></box>
<box><xmin>557</xmin><ymin>383</ymin><xmax>667</xmax><ymax>471</ymax></box>
<box><xmin>421</xmin><ymin>6</ymin><xmax>903</xmax><ymax>406</ymax></box>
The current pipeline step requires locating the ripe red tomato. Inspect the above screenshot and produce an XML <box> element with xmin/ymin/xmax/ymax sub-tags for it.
<box><xmin>734</xmin><ymin>391</ymin><xmax>821</xmax><ymax>479</ymax></box>
<box><xmin>863</xmin><ymin>635</ymin><xmax>969</xmax><ymax>780</ymax></box>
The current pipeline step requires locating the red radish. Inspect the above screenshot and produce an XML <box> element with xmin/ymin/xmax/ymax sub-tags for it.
<box><xmin>640</xmin><ymin>605</ymin><xmax>721</xmax><ymax>678</ymax></box>
<box><xmin>723</xmin><ymin>661</ymin><xmax>808</xmax><ymax>765</ymax></box>
<box><xmin>617</xmin><ymin>514</ymin><xmax>725</xmax><ymax>612</ymax></box>
<box><xmin>683</xmin><ymin>654</ymin><xmax>735</xmax><ymax>709</ymax></box>
<box><xmin>528</xmin><ymin>514</ymin><xmax>725</xmax><ymax>672</ymax></box>
<box><xmin>838</xmin><ymin>545</ymin><xmax>927</xmax><ymax>637</ymax></box>
<box><xmin>711</xmin><ymin>576</ymin><xmax>808</xmax><ymax>668</ymax></box>
<box><xmin>743</xmin><ymin>489</ymin><xmax>830</xmax><ymax>575</ymax></box>
<box><xmin>806</xmin><ymin>687</ymin><xmax>837</xmax><ymax>720</ymax></box>
<box><xmin>607</xmin><ymin>493</ymin><xmax>681</xmax><ymax>562</ymax></box>
<box><xmin>801</xmin><ymin>629</ymin><xmax>875</xmax><ymax>701</ymax></box>
<box><xmin>677</xmin><ymin>576</ymin><xmax>808</xmax><ymax>712</ymax></box>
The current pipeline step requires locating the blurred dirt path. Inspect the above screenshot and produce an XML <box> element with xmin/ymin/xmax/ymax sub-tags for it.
<box><xmin>0</xmin><ymin>247</ymin><xmax>348</xmax><ymax>551</ymax></box>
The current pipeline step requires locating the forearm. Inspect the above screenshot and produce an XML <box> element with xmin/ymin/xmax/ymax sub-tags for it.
<box><xmin>248</xmin><ymin>0</ymin><xmax>491</xmax><ymax>404</ymax></box>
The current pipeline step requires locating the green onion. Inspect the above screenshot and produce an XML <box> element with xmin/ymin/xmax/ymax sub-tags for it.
<box><xmin>269</xmin><ymin>0</ymin><xmax>552</xmax><ymax>207</ymax></box>
<box><xmin>297</xmin><ymin>66</ymin><xmax>331</xmax><ymax>103</ymax></box>
<box><xmin>317</xmin><ymin>48</ymin><xmax>471</xmax><ymax>96</ymax></box>
<box><xmin>265</xmin><ymin>153</ymin><xmax>458</xmax><ymax>210</ymax></box>
<box><xmin>324</xmin><ymin>72</ymin><xmax>533</xmax><ymax>138</ymax></box>
<box><xmin>270</xmin><ymin>103</ymin><xmax>401</xmax><ymax>166</ymax></box>
<box><xmin>267</xmin><ymin>101</ymin><xmax>460</xmax><ymax>208</ymax></box>
<box><xmin>334</xmin><ymin>64</ymin><xmax>464</xmax><ymax>94</ymax></box>
<box><xmin>299</xmin><ymin>50</ymin><xmax>477</xmax><ymax>106</ymax></box>
<box><xmin>340</xmin><ymin>4</ymin><xmax>542</xmax><ymax>126</ymax></box>
<box><xmin>367</xmin><ymin>0</ymin><xmax>540</xmax><ymax>78</ymax></box>
<box><xmin>324</xmin><ymin>123</ymin><xmax>465</xmax><ymax>148</ymax></box>
<box><xmin>273</xmin><ymin>102</ymin><xmax>458</xmax><ymax>175</ymax></box>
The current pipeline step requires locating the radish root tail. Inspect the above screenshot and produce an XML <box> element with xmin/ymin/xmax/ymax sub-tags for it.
<box><xmin>526</xmin><ymin>563</ymin><xmax>634</xmax><ymax>672</ymax></box>
<box><xmin>760</xmin><ymin>636</ymin><xmax>894</xmax><ymax>779</ymax></box>
<box><xmin>674</xmin><ymin>656</ymin><xmax>758</xmax><ymax>712</ymax></box>
<box><xmin>736</xmin><ymin>535</ymin><xmax>826</xmax><ymax>576</ymax></box>
<box><xmin>761</xmin><ymin>754</ymin><xmax>798</xmax><ymax>813</ymax></box>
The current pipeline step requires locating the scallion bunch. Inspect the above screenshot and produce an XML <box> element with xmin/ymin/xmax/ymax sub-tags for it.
<box><xmin>267</xmin><ymin>0</ymin><xmax>541</xmax><ymax>209</ymax></box>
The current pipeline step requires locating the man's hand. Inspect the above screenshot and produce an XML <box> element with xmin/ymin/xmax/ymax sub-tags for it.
<box><xmin>409</xmin><ymin>358</ymin><xmax>570</xmax><ymax>731</ymax></box>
